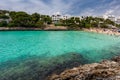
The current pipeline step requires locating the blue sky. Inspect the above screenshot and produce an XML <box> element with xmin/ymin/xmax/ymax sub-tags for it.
<box><xmin>0</xmin><ymin>0</ymin><xmax>120</xmax><ymax>16</ymax></box>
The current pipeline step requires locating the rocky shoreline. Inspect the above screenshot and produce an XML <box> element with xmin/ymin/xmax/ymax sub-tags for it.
<box><xmin>48</xmin><ymin>56</ymin><xmax>120</xmax><ymax>80</ymax></box>
<box><xmin>0</xmin><ymin>27</ymin><xmax>42</xmax><ymax>31</ymax></box>
<box><xmin>0</xmin><ymin>26</ymin><xmax>68</xmax><ymax>31</ymax></box>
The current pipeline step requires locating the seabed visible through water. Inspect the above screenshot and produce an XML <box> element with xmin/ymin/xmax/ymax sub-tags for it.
<box><xmin>0</xmin><ymin>31</ymin><xmax>120</xmax><ymax>80</ymax></box>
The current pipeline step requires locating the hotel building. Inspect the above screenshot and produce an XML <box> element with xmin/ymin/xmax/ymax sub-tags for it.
<box><xmin>51</xmin><ymin>12</ymin><xmax>69</xmax><ymax>23</ymax></box>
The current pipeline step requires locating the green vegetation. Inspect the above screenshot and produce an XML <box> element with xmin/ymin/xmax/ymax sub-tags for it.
<box><xmin>0</xmin><ymin>10</ymin><xmax>119</xmax><ymax>30</ymax></box>
<box><xmin>0</xmin><ymin>21</ymin><xmax>7</xmax><ymax>27</ymax></box>
<box><xmin>0</xmin><ymin>15</ymin><xmax>9</xmax><ymax>19</ymax></box>
<box><xmin>59</xmin><ymin>16</ymin><xmax>118</xmax><ymax>30</ymax></box>
<box><xmin>9</xmin><ymin>11</ymin><xmax>52</xmax><ymax>28</ymax></box>
<box><xmin>0</xmin><ymin>10</ymin><xmax>52</xmax><ymax>28</ymax></box>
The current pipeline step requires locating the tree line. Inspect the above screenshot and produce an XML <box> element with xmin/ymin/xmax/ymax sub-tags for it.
<box><xmin>0</xmin><ymin>10</ymin><xmax>52</xmax><ymax>28</ymax></box>
<box><xmin>0</xmin><ymin>10</ymin><xmax>120</xmax><ymax>29</ymax></box>
<box><xmin>57</xmin><ymin>16</ymin><xmax>120</xmax><ymax>30</ymax></box>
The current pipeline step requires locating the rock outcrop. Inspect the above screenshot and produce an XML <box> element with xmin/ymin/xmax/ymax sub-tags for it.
<box><xmin>48</xmin><ymin>56</ymin><xmax>120</xmax><ymax>80</ymax></box>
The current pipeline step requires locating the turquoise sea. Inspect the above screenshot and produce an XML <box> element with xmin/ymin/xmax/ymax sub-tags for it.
<box><xmin>0</xmin><ymin>31</ymin><xmax>120</xmax><ymax>80</ymax></box>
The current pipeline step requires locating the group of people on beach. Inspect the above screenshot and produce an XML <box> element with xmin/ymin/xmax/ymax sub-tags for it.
<box><xmin>84</xmin><ymin>28</ymin><xmax>120</xmax><ymax>36</ymax></box>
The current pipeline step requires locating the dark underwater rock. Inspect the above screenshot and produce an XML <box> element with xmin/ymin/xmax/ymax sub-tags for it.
<box><xmin>0</xmin><ymin>53</ymin><xmax>87</xmax><ymax>80</ymax></box>
<box><xmin>112</xmin><ymin>56</ymin><xmax>120</xmax><ymax>63</ymax></box>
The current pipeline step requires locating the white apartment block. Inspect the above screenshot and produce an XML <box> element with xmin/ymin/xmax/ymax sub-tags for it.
<box><xmin>52</xmin><ymin>12</ymin><xmax>61</xmax><ymax>23</ymax></box>
<box><xmin>51</xmin><ymin>12</ymin><xmax>69</xmax><ymax>23</ymax></box>
<box><xmin>116</xmin><ymin>18</ymin><xmax>120</xmax><ymax>24</ymax></box>
<box><xmin>107</xmin><ymin>15</ymin><xmax>115</xmax><ymax>22</ymax></box>
<box><xmin>62</xmin><ymin>15</ymin><xmax>68</xmax><ymax>20</ymax></box>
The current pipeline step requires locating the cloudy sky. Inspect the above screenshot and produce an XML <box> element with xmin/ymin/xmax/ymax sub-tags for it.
<box><xmin>0</xmin><ymin>0</ymin><xmax>120</xmax><ymax>16</ymax></box>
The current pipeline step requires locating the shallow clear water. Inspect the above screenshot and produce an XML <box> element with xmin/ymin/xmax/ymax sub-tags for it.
<box><xmin>0</xmin><ymin>31</ymin><xmax>120</xmax><ymax>80</ymax></box>
<box><xmin>0</xmin><ymin>31</ymin><xmax>120</xmax><ymax>63</ymax></box>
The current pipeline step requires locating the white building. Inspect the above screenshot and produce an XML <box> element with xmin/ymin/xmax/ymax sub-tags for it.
<box><xmin>0</xmin><ymin>13</ymin><xmax>11</xmax><ymax>23</ymax></box>
<box><xmin>51</xmin><ymin>12</ymin><xmax>69</xmax><ymax>23</ymax></box>
<box><xmin>107</xmin><ymin>15</ymin><xmax>115</xmax><ymax>22</ymax></box>
<box><xmin>116</xmin><ymin>17</ymin><xmax>120</xmax><ymax>24</ymax></box>
<box><xmin>5</xmin><ymin>13</ymin><xmax>9</xmax><ymax>16</ymax></box>
<box><xmin>51</xmin><ymin>12</ymin><xmax>61</xmax><ymax>23</ymax></box>
<box><xmin>62</xmin><ymin>15</ymin><xmax>68</xmax><ymax>20</ymax></box>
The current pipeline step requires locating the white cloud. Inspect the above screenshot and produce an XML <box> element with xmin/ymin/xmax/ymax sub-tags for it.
<box><xmin>78</xmin><ymin>0</ymin><xmax>120</xmax><ymax>17</ymax></box>
<box><xmin>104</xmin><ymin>10</ymin><xmax>114</xmax><ymax>15</ymax></box>
<box><xmin>103</xmin><ymin>0</ymin><xmax>120</xmax><ymax>17</ymax></box>
<box><xmin>0</xmin><ymin>0</ymin><xmax>73</xmax><ymax>15</ymax></box>
<box><xmin>0</xmin><ymin>0</ymin><xmax>120</xmax><ymax>17</ymax></box>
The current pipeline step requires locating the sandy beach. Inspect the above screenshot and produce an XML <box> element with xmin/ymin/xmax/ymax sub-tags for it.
<box><xmin>83</xmin><ymin>28</ymin><xmax>120</xmax><ymax>36</ymax></box>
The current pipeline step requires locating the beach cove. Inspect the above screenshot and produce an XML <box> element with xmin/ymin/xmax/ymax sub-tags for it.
<box><xmin>0</xmin><ymin>31</ymin><xmax>120</xmax><ymax>80</ymax></box>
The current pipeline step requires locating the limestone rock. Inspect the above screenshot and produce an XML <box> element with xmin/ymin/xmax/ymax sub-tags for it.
<box><xmin>49</xmin><ymin>56</ymin><xmax>120</xmax><ymax>80</ymax></box>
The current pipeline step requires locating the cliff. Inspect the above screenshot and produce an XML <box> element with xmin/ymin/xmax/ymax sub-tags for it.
<box><xmin>49</xmin><ymin>56</ymin><xmax>120</xmax><ymax>80</ymax></box>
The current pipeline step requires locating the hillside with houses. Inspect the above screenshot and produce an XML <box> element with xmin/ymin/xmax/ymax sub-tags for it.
<box><xmin>0</xmin><ymin>10</ymin><xmax>120</xmax><ymax>31</ymax></box>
